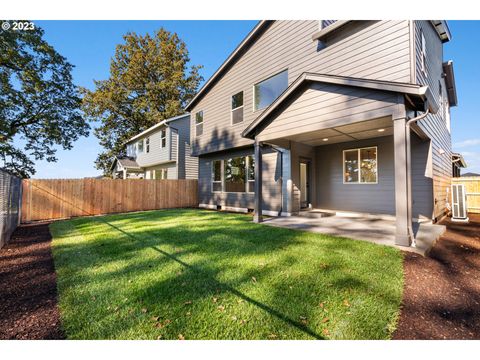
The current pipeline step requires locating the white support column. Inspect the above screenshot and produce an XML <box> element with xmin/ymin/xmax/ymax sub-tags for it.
<box><xmin>393</xmin><ymin>116</ymin><xmax>413</xmax><ymax>246</ymax></box>
<box><xmin>123</xmin><ymin>168</ymin><xmax>127</xmax><ymax>180</ymax></box>
<box><xmin>253</xmin><ymin>139</ymin><xmax>263</xmax><ymax>223</ymax></box>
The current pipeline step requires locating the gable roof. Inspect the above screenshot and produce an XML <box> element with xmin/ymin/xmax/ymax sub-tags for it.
<box><xmin>242</xmin><ymin>72</ymin><xmax>436</xmax><ymax>139</ymax></box>
<box><xmin>126</xmin><ymin>113</ymin><xmax>190</xmax><ymax>144</ymax></box>
<box><xmin>185</xmin><ymin>20</ymin><xmax>272</xmax><ymax>111</ymax></box>
<box><xmin>185</xmin><ymin>20</ymin><xmax>450</xmax><ymax>112</ymax></box>
<box><xmin>110</xmin><ymin>156</ymin><xmax>141</xmax><ymax>172</ymax></box>
<box><xmin>452</xmin><ymin>152</ymin><xmax>467</xmax><ymax>168</ymax></box>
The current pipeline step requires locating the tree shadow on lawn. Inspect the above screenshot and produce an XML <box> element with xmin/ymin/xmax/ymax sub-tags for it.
<box><xmin>52</xmin><ymin>210</ymin><xmax>402</xmax><ymax>339</ymax></box>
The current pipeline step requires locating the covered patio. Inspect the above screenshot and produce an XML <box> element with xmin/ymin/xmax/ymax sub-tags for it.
<box><xmin>263</xmin><ymin>210</ymin><xmax>445</xmax><ymax>255</ymax></box>
<box><xmin>242</xmin><ymin>72</ymin><xmax>439</xmax><ymax>249</ymax></box>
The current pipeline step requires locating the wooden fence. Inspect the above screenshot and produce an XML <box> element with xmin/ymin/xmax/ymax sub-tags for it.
<box><xmin>452</xmin><ymin>177</ymin><xmax>480</xmax><ymax>214</ymax></box>
<box><xmin>21</xmin><ymin>178</ymin><xmax>198</xmax><ymax>222</ymax></box>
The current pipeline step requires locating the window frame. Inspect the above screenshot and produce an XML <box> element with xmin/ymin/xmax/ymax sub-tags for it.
<box><xmin>195</xmin><ymin>111</ymin><xmax>204</xmax><ymax>137</ymax></box>
<box><xmin>252</xmin><ymin>69</ymin><xmax>288</xmax><ymax>112</ymax></box>
<box><xmin>160</xmin><ymin>129</ymin><xmax>166</xmax><ymax>148</ymax></box>
<box><xmin>342</xmin><ymin>146</ymin><xmax>378</xmax><ymax>185</ymax></box>
<box><xmin>145</xmin><ymin>137</ymin><xmax>150</xmax><ymax>153</ymax></box>
<box><xmin>137</xmin><ymin>139</ymin><xmax>144</xmax><ymax>154</ymax></box>
<box><xmin>212</xmin><ymin>160</ymin><xmax>223</xmax><ymax>193</ymax></box>
<box><xmin>420</xmin><ymin>30</ymin><xmax>427</xmax><ymax>76</ymax></box>
<box><xmin>230</xmin><ymin>91</ymin><xmax>244</xmax><ymax>125</ymax></box>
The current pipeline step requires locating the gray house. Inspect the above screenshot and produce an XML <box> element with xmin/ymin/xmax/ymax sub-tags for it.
<box><xmin>112</xmin><ymin>114</ymin><xmax>198</xmax><ymax>180</ymax></box>
<box><xmin>185</xmin><ymin>20</ymin><xmax>457</xmax><ymax>247</ymax></box>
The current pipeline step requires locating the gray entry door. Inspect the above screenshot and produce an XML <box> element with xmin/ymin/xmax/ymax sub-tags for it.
<box><xmin>300</xmin><ymin>160</ymin><xmax>310</xmax><ymax>209</ymax></box>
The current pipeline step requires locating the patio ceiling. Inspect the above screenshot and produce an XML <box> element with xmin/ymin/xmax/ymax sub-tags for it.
<box><xmin>271</xmin><ymin>116</ymin><xmax>393</xmax><ymax>147</ymax></box>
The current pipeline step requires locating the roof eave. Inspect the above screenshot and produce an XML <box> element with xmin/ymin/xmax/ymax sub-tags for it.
<box><xmin>431</xmin><ymin>20</ymin><xmax>452</xmax><ymax>43</ymax></box>
<box><xmin>443</xmin><ymin>60</ymin><xmax>458</xmax><ymax>107</ymax></box>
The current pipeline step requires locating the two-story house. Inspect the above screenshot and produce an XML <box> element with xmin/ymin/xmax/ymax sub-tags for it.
<box><xmin>185</xmin><ymin>20</ymin><xmax>457</xmax><ymax>248</ymax></box>
<box><xmin>111</xmin><ymin>113</ymin><xmax>198</xmax><ymax>180</ymax></box>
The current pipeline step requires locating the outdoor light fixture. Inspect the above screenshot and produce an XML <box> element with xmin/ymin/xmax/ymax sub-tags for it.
<box><xmin>322</xmin><ymin>138</ymin><xmax>329</xmax><ymax>141</ymax></box>
<box><xmin>377</xmin><ymin>128</ymin><xmax>385</xmax><ymax>132</ymax></box>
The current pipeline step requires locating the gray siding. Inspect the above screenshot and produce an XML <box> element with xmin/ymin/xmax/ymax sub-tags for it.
<box><xmin>190</xmin><ymin>20</ymin><xmax>412</xmax><ymax>155</ymax></box>
<box><xmin>315</xmin><ymin>136</ymin><xmax>395</xmax><ymax>215</ymax></box>
<box><xmin>170</xmin><ymin>115</ymin><xmax>198</xmax><ymax>179</ymax></box>
<box><xmin>257</xmin><ymin>82</ymin><xmax>400</xmax><ymax>142</ymax></box>
<box><xmin>411</xmin><ymin>132</ymin><xmax>434</xmax><ymax>220</ymax></box>
<box><xmin>198</xmin><ymin>147</ymin><xmax>282</xmax><ymax>212</ymax></box>
<box><xmin>130</xmin><ymin>126</ymin><xmax>171</xmax><ymax>167</ymax></box>
<box><xmin>414</xmin><ymin>20</ymin><xmax>452</xmax><ymax>220</ymax></box>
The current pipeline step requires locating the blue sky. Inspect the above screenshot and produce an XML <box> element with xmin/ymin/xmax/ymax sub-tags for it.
<box><xmin>17</xmin><ymin>20</ymin><xmax>480</xmax><ymax>177</ymax></box>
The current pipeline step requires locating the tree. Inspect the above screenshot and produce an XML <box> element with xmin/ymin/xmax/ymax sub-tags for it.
<box><xmin>0</xmin><ymin>23</ymin><xmax>89</xmax><ymax>178</ymax></box>
<box><xmin>82</xmin><ymin>28</ymin><xmax>203</xmax><ymax>175</ymax></box>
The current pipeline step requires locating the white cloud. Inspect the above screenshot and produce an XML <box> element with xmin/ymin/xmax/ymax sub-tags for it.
<box><xmin>453</xmin><ymin>138</ymin><xmax>480</xmax><ymax>148</ymax></box>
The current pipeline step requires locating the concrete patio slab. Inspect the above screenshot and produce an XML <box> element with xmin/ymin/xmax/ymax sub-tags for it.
<box><xmin>263</xmin><ymin>212</ymin><xmax>446</xmax><ymax>256</ymax></box>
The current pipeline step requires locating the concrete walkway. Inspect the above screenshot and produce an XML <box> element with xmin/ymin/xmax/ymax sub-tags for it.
<box><xmin>263</xmin><ymin>211</ymin><xmax>446</xmax><ymax>255</ymax></box>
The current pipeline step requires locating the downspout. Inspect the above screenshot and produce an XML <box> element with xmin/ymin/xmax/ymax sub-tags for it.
<box><xmin>405</xmin><ymin>109</ymin><xmax>430</xmax><ymax>247</ymax></box>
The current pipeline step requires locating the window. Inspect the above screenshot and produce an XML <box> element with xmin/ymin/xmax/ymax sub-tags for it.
<box><xmin>225</xmin><ymin>157</ymin><xmax>246</xmax><ymax>192</ymax></box>
<box><xmin>254</xmin><ymin>70</ymin><xmax>288</xmax><ymax>111</ymax></box>
<box><xmin>154</xmin><ymin>169</ymin><xmax>168</xmax><ymax>179</ymax></box>
<box><xmin>231</xmin><ymin>91</ymin><xmax>244</xmax><ymax>124</ymax></box>
<box><xmin>145</xmin><ymin>137</ymin><xmax>150</xmax><ymax>153</ymax></box>
<box><xmin>195</xmin><ymin>111</ymin><xmax>204</xmax><ymax>136</ymax></box>
<box><xmin>160</xmin><ymin>129</ymin><xmax>166</xmax><ymax>148</ymax></box>
<box><xmin>343</xmin><ymin>147</ymin><xmax>377</xmax><ymax>184</ymax></box>
<box><xmin>137</xmin><ymin>140</ymin><xmax>144</xmax><ymax>154</ymax></box>
<box><xmin>247</xmin><ymin>155</ymin><xmax>255</xmax><ymax>193</ymax></box>
<box><xmin>420</xmin><ymin>30</ymin><xmax>427</xmax><ymax>75</ymax></box>
<box><xmin>212</xmin><ymin>160</ymin><xmax>222</xmax><ymax>192</ymax></box>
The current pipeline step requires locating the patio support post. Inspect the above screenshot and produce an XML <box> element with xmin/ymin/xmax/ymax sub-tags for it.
<box><xmin>254</xmin><ymin>139</ymin><xmax>263</xmax><ymax>223</ymax></box>
<box><xmin>393</xmin><ymin>115</ymin><xmax>413</xmax><ymax>246</ymax></box>
<box><xmin>123</xmin><ymin>168</ymin><xmax>127</xmax><ymax>180</ymax></box>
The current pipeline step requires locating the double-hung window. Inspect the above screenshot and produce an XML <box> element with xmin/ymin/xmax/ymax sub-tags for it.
<box><xmin>343</xmin><ymin>147</ymin><xmax>377</xmax><ymax>184</ymax></box>
<box><xmin>160</xmin><ymin>129</ymin><xmax>166</xmax><ymax>148</ymax></box>
<box><xmin>253</xmin><ymin>70</ymin><xmax>288</xmax><ymax>111</ymax></box>
<box><xmin>195</xmin><ymin>111</ymin><xmax>204</xmax><ymax>136</ymax></box>
<box><xmin>231</xmin><ymin>91</ymin><xmax>244</xmax><ymax>124</ymax></box>
<box><xmin>212</xmin><ymin>160</ymin><xmax>222</xmax><ymax>192</ymax></box>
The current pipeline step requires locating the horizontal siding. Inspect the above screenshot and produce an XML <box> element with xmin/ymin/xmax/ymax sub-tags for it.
<box><xmin>191</xmin><ymin>20</ymin><xmax>412</xmax><ymax>155</ymax></box>
<box><xmin>315</xmin><ymin>136</ymin><xmax>395</xmax><ymax>214</ymax></box>
<box><xmin>258</xmin><ymin>82</ymin><xmax>399</xmax><ymax>142</ymax></box>
<box><xmin>133</xmin><ymin>126</ymin><xmax>171</xmax><ymax>167</ymax></box>
<box><xmin>414</xmin><ymin>21</ymin><xmax>452</xmax><ymax>220</ymax></box>
<box><xmin>198</xmin><ymin>147</ymin><xmax>282</xmax><ymax>212</ymax></box>
<box><xmin>411</xmin><ymin>132</ymin><xmax>434</xmax><ymax>219</ymax></box>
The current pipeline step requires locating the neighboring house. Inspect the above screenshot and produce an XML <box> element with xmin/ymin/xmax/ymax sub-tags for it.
<box><xmin>185</xmin><ymin>20</ymin><xmax>457</xmax><ymax>247</ymax></box>
<box><xmin>111</xmin><ymin>114</ymin><xmax>198</xmax><ymax>180</ymax></box>
<box><xmin>461</xmin><ymin>172</ymin><xmax>480</xmax><ymax>177</ymax></box>
<box><xmin>452</xmin><ymin>152</ymin><xmax>467</xmax><ymax>178</ymax></box>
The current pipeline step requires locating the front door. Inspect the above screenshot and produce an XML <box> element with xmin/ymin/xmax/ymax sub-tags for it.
<box><xmin>299</xmin><ymin>160</ymin><xmax>310</xmax><ymax>209</ymax></box>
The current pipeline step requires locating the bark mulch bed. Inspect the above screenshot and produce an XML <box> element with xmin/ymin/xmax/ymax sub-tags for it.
<box><xmin>394</xmin><ymin>213</ymin><xmax>480</xmax><ymax>339</ymax></box>
<box><xmin>0</xmin><ymin>222</ymin><xmax>65</xmax><ymax>339</ymax></box>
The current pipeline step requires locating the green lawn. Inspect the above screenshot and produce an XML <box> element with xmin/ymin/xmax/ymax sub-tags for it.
<box><xmin>50</xmin><ymin>209</ymin><xmax>404</xmax><ymax>340</ymax></box>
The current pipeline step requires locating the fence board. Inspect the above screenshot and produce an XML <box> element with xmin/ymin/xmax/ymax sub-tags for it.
<box><xmin>21</xmin><ymin>179</ymin><xmax>198</xmax><ymax>222</ymax></box>
<box><xmin>452</xmin><ymin>177</ymin><xmax>480</xmax><ymax>214</ymax></box>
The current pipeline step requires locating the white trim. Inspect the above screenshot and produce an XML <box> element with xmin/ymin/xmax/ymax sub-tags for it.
<box><xmin>231</xmin><ymin>91</ymin><xmax>244</xmax><ymax>125</ymax></box>
<box><xmin>222</xmin><ymin>206</ymin><xmax>249</xmax><ymax>213</ymax></box>
<box><xmin>252</xmin><ymin>69</ymin><xmax>289</xmax><ymax>112</ymax></box>
<box><xmin>262</xmin><ymin>209</ymin><xmax>281</xmax><ymax>217</ymax></box>
<box><xmin>126</xmin><ymin>113</ymin><xmax>189</xmax><ymax>144</ymax></box>
<box><xmin>342</xmin><ymin>146</ymin><xmax>378</xmax><ymax>185</ymax></box>
<box><xmin>199</xmin><ymin>203</ymin><xmax>217</xmax><ymax>210</ymax></box>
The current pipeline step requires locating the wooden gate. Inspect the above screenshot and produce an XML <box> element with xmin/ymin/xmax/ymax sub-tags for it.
<box><xmin>21</xmin><ymin>178</ymin><xmax>198</xmax><ymax>222</ymax></box>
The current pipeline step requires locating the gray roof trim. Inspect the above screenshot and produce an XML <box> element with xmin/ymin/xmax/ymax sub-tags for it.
<box><xmin>430</xmin><ymin>20</ymin><xmax>451</xmax><ymax>43</ymax></box>
<box><xmin>311</xmin><ymin>20</ymin><xmax>351</xmax><ymax>41</ymax></box>
<box><xmin>127</xmin><ymin>113</ymin><xmax>190</xmax><ymax>144</ymax></box>
<box><xmin>185</xmin><ymin>21</ymin><xmax>272</xmax><ymax>111</ymax></box>
<box><xmin>242</xmin><ymin>72</ymin><xmax>435</xmax><ymax>139</ymax></box>
<box><xmin>452</xmin><ymin>152</ymin><xmax>467</xmax><ymax>168</ymax></box>
<box><xmin>443</xmin><ymin>60</ymin><xmax>458</xmax><ymax>107</ymax></box>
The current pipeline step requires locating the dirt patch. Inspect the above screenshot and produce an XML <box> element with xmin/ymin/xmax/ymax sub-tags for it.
<box><xmin>0</xmin><ymin>222</ymin><xmax>65</xmax><ymax>339</ymax></box>
<box><xmin>394</xmin><ymin>214</ymin><xmax>480</xmax><ymax>339</ymax></box>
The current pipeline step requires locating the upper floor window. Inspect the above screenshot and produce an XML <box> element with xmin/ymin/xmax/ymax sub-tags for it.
<box><xmin>343</xmin><ymin>147</ymin><xmax>377</xmax><ymax>184</ymax></box>
<box><xmin>137</xmin><ymin>140</ymin><xmax>144</xmax><ymax>154</ymax></box>
<box><xmin>145</xmin><ymin>137</ymin><xmax>150</xmax><ymax>153</ymax></box>
<box><xmin>253</xmin><ymin>70</ymin><xmax>288</xmax><ymax>111</ymax></box>
<box><xmin>420</xmin><ymin>30</ymin><xmax>427</xmax><ymax>76</ymax></box>
<box><xmin>231</xmin><ymin>91</ymin><xmax>244</xmax><ymax>125</ymax></box>
<box><xmin>160</xmin><ymin>129</ymin><xmax>166</xmax><ymax>148</ymax></box>
<box><xmin>195</xmin><ymin>111</ymin><xmax>204</xmax><ymax>137</ymax></box>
